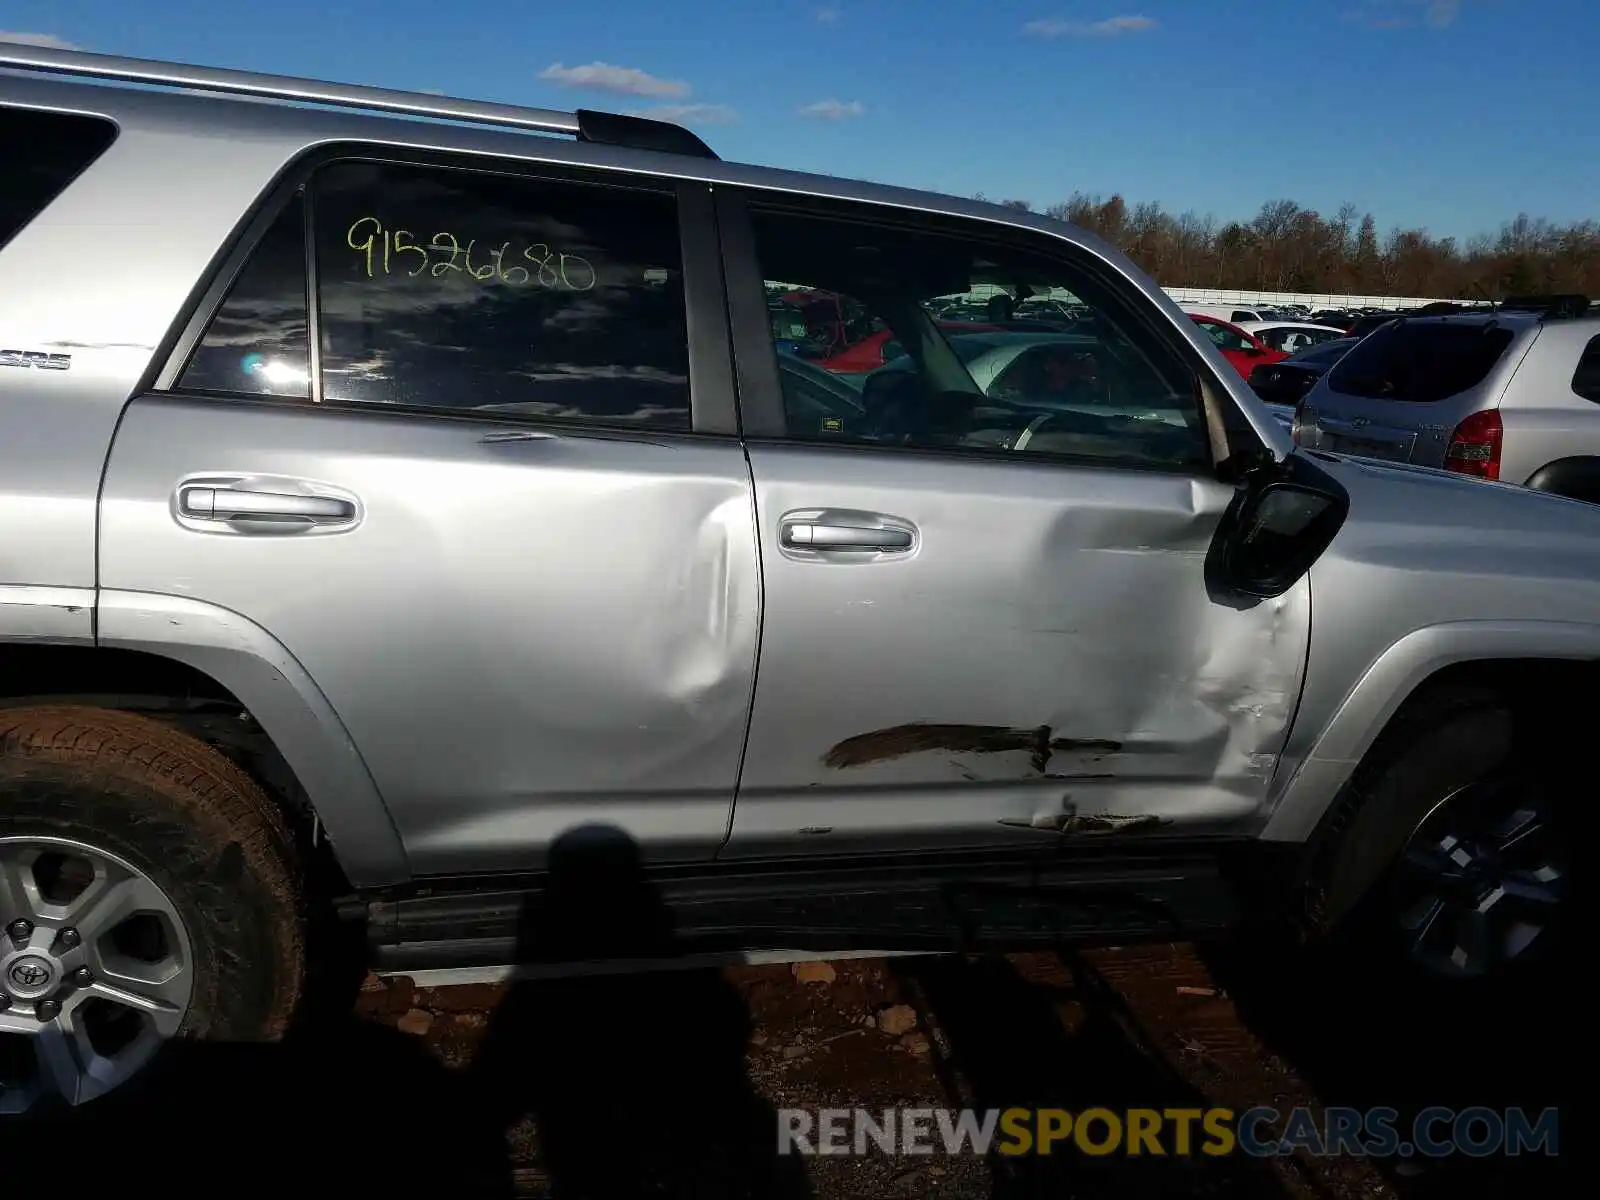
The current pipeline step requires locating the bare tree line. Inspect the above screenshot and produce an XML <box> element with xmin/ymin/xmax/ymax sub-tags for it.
<box><xmin>985</xmin><ymin>193</ymin><xmax>1600</xmax><ymax>299</ymax></box>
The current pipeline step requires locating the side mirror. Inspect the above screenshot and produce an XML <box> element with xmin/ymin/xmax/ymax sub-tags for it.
<box><xmin>1213</xmin><ymin>477</ymin><xmax>1349</xmax><ymax>599</ymax></box>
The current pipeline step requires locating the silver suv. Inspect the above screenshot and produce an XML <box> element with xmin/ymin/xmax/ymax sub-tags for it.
<box><xmin>1296</xmin><ymin>298</ymin><xmax>1600</xmax><ymax>500</ymax></box>
<box><xmin>0</xmin><ymin>45</ymin><xmax>1587</xmax><ymax>1113</ymax></box>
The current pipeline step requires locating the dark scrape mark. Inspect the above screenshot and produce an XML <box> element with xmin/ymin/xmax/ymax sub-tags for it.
<box><xmin>999</xmin><ymin>812</ymin><xmax>1171</xmax><ymax>836</ymax></box>
<box><xmin>823</xmin><ymin>723</ymin><xmax>1122</xmax><ymax>772</ymax></box>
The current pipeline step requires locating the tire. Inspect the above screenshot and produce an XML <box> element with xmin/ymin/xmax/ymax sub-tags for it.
<box><xmin>0</xmin><ymin>705</ymin><xmax>303</xmax><ymax>1112</ymax></box>
<box><xmin>1306</xmin><ymin>688</ymin><xmax>1565</xmax><ymax>979</ymax></box>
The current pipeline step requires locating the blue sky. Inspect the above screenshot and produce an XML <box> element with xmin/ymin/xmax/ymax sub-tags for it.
<box><xmin>4</xmin><ymin>1</ymin><xmax>1597</xmax><ymax>240</ymax></box>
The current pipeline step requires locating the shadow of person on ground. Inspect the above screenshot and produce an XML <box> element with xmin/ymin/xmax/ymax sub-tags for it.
<box><xmin>0</xmin><ymin>907</ymin><xmax>516</xmax><ymax>1196</ymax></box>
<box><xmin>3</xmin><ymin>824</ymin><xmax>808</xmax><ymax>1200</ymax></box>
<box><xmin>1204</xmin><ymin>932</ymin><xmax>1567</xmax><ymax>1198</ymax></box>
<box><xmin>464</xmin><ymin>822</ymin><xmax>811</xmax><ymax>1199</ymax></box>
<box><xmin>898</xmin><ymin>952</ymin><xmax>1305</xmax><ymax>1200</ymax></box>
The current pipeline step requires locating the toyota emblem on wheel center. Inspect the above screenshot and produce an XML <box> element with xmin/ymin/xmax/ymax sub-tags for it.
<box><xmin>7</xmin><ymin>956</ymin><xmax>53</xmax><ymax>991</ymax></box>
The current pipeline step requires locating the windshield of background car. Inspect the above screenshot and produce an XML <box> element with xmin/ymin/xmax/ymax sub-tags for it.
<box><xmin>1326</xmin><ymin>322</ymin><xmax>1515</xmax><ymax>402</ymax></box>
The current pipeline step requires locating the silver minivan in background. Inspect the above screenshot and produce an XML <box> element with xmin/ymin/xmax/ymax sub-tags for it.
<box><xmin>1296</xmin><ymin>297</ymin><xmax>1600</xmax><ymax>502</ymax></box>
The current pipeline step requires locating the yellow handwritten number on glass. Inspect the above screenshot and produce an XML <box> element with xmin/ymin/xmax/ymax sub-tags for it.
<box><xmin>392</xmin><ymin>230</ymin><xmax>429</xmax><ymax>277</ymax></box>
<box><xmin>558</xmin><ymin>254</ymin><xmax>596</xmax><ymax>292</ymax></box>
<box><xmin>429</xmin><ymin>233</ymin><xmax>464</xmax><ymax>277</ymax></box>
<box><xmin>347</xmin><ymin>217</ymin><xmax>381</xmax><ymax>278</ymax></box>
<box><xmin>464</xmin><ymin>239</ymin><xmax>498</xmax><ymax>281</ymax></box>
<box><xmin>523</xmin><ymin>244</ymin><xmax>562</xmax><ymax>288</ymax></box>
<box><xmin>494</xmin><ymin>242</ymin><xmax>528</xmax><ymax>284</ymax></box>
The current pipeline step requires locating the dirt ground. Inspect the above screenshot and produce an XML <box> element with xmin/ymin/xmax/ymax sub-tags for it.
<box><xmin>17</xmin><ymin>935</ymin><xmax>1562</xmax><ymax>1198</ymax></box>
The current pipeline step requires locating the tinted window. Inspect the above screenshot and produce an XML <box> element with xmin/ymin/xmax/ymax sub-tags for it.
<box><xmin>178</xmin><ymin>193</ymin><xmax>311</xmax><ymax>398</ymax></box>
<box><xmin>0</xmin><ymin>107</ymin><xmax>118</xmax><ymax>253</ymax></box>
<box><xmin>312</xmin><ymin>161</ymin><xmax>690</xmax><ymax>429</ymax></box>
<box><xmin>746</xmin><ymin>206</ymin><xmax>1207</xmax><ymax>469</ymax></box>
<box><xmin>1327</xmin><ymin>322</ymin><xmax>1514</xmax><ymax>403</ymax></box>
<box><xmin>1572</xmin><ymin>334</ymin><xmax>1600</xmax><ymax>404</ymax></box>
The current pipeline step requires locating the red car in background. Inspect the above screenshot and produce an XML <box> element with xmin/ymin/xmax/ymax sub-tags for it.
<box><xmin>815</xmin><ymin>321</ymin><xmax>999</xmax><ymax>373</ymax></box>
<box><xmin>1189</xmin><ymin>314</ymin><xmax>1288</xmax><ymax>378</ymax></box>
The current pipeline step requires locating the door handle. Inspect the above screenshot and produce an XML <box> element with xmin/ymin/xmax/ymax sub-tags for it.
<box><xmin>781</xmin><ymin>522</ymin><xmax>913</xmax><ymax>551</ymax></box>
<box><xmin>178</xmin><ymin>485</ymin><xmax>355</xmax><ymax>523</ymax></box>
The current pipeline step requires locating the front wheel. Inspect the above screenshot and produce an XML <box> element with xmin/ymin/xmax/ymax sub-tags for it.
<box><xmin>1308</xmin><ymin>696</ymin><xmax>1566</xmax><ymax>981</ymax></box>
<box><xmin>0</xmin><ymin>706</ymin><xmax>303</xmax><ymax>1113</ymax></box>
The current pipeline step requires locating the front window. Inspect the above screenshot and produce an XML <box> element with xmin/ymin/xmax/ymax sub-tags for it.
<box><xmin>745</xmin><ymin>205</ymin><xmax>1208</xmax><ymax>470</ymax></box>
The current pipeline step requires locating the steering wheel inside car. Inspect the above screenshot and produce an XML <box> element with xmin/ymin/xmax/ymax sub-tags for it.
<box><xmin>1011</xmin><ymin>411</ymin><xmax>1058</xmax><ymax>452</ymax></box>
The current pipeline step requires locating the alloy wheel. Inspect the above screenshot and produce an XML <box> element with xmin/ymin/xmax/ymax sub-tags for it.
<box><xmin>0</xmin><ymin>836</ymin><xmax>193</xmax><ymax>1112</ymax></box>
<box><xmin>1391</xmin><ymin>776</ymin><xmax>1563</xmax><ymax>979</ymax></box>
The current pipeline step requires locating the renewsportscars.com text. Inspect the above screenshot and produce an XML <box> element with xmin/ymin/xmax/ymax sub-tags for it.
<box><xmin>778</xmin><ymin>1105</ymin><xmax>1559</xmax><ymax>1159</ymax></box>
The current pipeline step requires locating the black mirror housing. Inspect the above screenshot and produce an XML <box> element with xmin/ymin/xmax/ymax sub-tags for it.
<box><xmin>1208</xmin><ymin>454</ymin><xmax>1350</xmax><ymax>599</ymax></box>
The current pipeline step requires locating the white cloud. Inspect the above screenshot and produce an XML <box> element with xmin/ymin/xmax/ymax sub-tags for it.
<box><xmin>1426</xmin><ymin>0</ymin><xmax>1461</xmax><ymax>26</ymax></box>
<box><xmin>815</xmin><ymin>5</ymin><xmax>841</xmax><ymax>21</ymax></box>
<box><xmin>1023</xmin><ymin>14</ymin><xmax>1157</xmax><ymax>37</ymax></box>
<box><xmin>538</xmin><ymin>62</ymin><xmax>690</xmax><ymax>100</ymax></box>
<box><xmin>0</xmin><ymin>31</ymin><xmax>82</xmax><ymax>50</ymax></box>
<box><xmin>798</xmin><ymin>98</ymin><xmax>864</xmax><ymax>120</ymax></box>
<box><xmin>1344</xmin><ymin>0</ymin><xmax>1462</xmax><ymax>29</ymax></box>
<box><xmin>629</xmin><ymin>103</ymin><xmax>738</xmax><ymax>126</ymax></box>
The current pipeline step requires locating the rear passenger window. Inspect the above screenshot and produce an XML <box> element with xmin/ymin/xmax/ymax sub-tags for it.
<box><xmin>1327</xmin><ymin>323</ymin><xmax>1514</xmax><ymax>403</ymax></box>
<box><xmin>0</xmin><ymin>107</ymin><xmax>118</xmax><ymax>252</ymax></box>
<box><xmin>176</xmin><ymin>159</ymin><xmax>692</xmax><ymax>431</ymax></box>
<box><xmin>1572</xmin><ymin>335</ymin><xmax>1600</xmax><ymax>404</ymax></box>
<box><xmin>313</xmin><ymin>162</ymin><xmax>690</xmax><ymax>430</ymax></box>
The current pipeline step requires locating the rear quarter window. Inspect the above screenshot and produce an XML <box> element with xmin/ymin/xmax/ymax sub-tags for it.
<box><xmin>1571</xmin><ymin>334</ymin><xmax>1600</xmax><ymax>404</ymax></box>
<box><xmin>0</xmin><ymin>106</ymin><xmax>118</xmax><ymax>253</ymax></box>
<box><xmin>1326</xmin><ymin>323</ymin><xmax>1514</xmax><ymax>403</ymax></box>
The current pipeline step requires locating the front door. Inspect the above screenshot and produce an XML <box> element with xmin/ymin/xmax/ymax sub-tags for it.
<box><xmin>717</xmin><ymin>194</ymin><xmax>1311</xmax><ymax>857</ymax></box>
<box><xmin>99</xmin><ymin>155</ymin><xmax>759</xmax><ymax>876</ymax></box>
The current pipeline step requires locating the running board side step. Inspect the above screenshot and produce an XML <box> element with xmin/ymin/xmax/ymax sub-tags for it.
<box><xmin>361</xmin><ymin>841</ymin><xmax>1248</xmax><ymax>975</ymax></box>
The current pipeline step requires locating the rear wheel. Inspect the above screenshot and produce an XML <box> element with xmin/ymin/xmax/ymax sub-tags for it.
<box><xmin>1308</xmin><ymin>693</ymin><xmax>1566</xmax><ymax>980</ymax></box>
<box><xmin>0</xmin><ymin>706</ymin><xmax>303</xmax><ymax>1112</ymax></box>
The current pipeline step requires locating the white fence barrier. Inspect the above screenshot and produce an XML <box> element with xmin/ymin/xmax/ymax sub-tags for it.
<box><xmin>1162</xmin><ymin>287</ymin><xmax>1455</xmax><ymax>311</ymax></box>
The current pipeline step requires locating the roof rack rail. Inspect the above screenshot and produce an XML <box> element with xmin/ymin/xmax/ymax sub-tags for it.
<box><xmin>1499</xmin><ymin>294</ymin><xmax>1590</xmax><ymax>319</ymax></box>
<box><xmin>0</xmin><ymin>43</ymin><xmax>718</xmax><ymax>159</ymax></box>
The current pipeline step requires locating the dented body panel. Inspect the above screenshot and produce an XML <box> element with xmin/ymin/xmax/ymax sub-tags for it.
<box><xmin>723</xmin><ymin>444</ymin><xmax>1311</xmax><ymax>857</ymax></box>
<box><xmin>99</xmin><ymin>396</ymin><xmax>761</xmax><ymax>874</ymax></box>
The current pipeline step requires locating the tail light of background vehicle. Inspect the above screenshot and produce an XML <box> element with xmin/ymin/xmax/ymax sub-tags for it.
<box><xmin>1444</xmin><ymin>409</ymin><xmax>1502</xmax><ymax>479</ymax></box>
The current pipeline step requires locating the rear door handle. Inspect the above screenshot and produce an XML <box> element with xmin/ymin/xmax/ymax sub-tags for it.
<box><xmin>177</xmin><ymin>484</ymin><xmax>357</xmax><ymax>526</ymax></box>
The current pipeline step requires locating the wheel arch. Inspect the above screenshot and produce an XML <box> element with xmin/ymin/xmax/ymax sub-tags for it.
<box><xmin>0</xmin><ymin>589</ymin><xmax>408</xmax><ymax>886</ymax></box>
<box><xmin>1523</xmin><ymin>455</ymin><xmax>1600</xmax><ymax>503</ymax></box>
<box><xmin>1262</xmin><ymin>619</ymin><xmax>1600</xmax><ymax>842</ymax></box>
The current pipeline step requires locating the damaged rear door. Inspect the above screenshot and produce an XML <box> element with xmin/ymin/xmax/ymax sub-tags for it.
<box><xmin>716</xmin><ymin>193</ymin><xmax>1311</xmax><ymax>857</ymax></box>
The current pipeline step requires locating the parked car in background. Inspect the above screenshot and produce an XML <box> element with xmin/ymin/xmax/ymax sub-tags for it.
<box><xmin>1296</xmin><ymin>296</ymin><xmax>1600</xmax><ymax>502</ymax></box>
<box><xmin>1309</xmin><ymin>309</ymin><xmax>1356</xmax><ymax>330</ymax></box>
<box><xmin>1182</xmin><ymin>303</ymin><xmax>1275</xmax><ymax>324</ymax></box>
<box><xmin>1238</xmin><ymin>320</ymin><xmax>1351</xmax><ymax>355</ymax></box>
<box><xmin>1248</xmin><ymin>337</ymin><xmax>1359</xmax><ymax>430</ymax></box>
<box><xmin>813</xmin><ymin>319</ymin><xmax>999</xmax><ymax>372</ymax></box>
<box><xmin>1189</xmin><ymin>313</ymin><xmax>1289</xmax><ymax>377</ymax></box>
